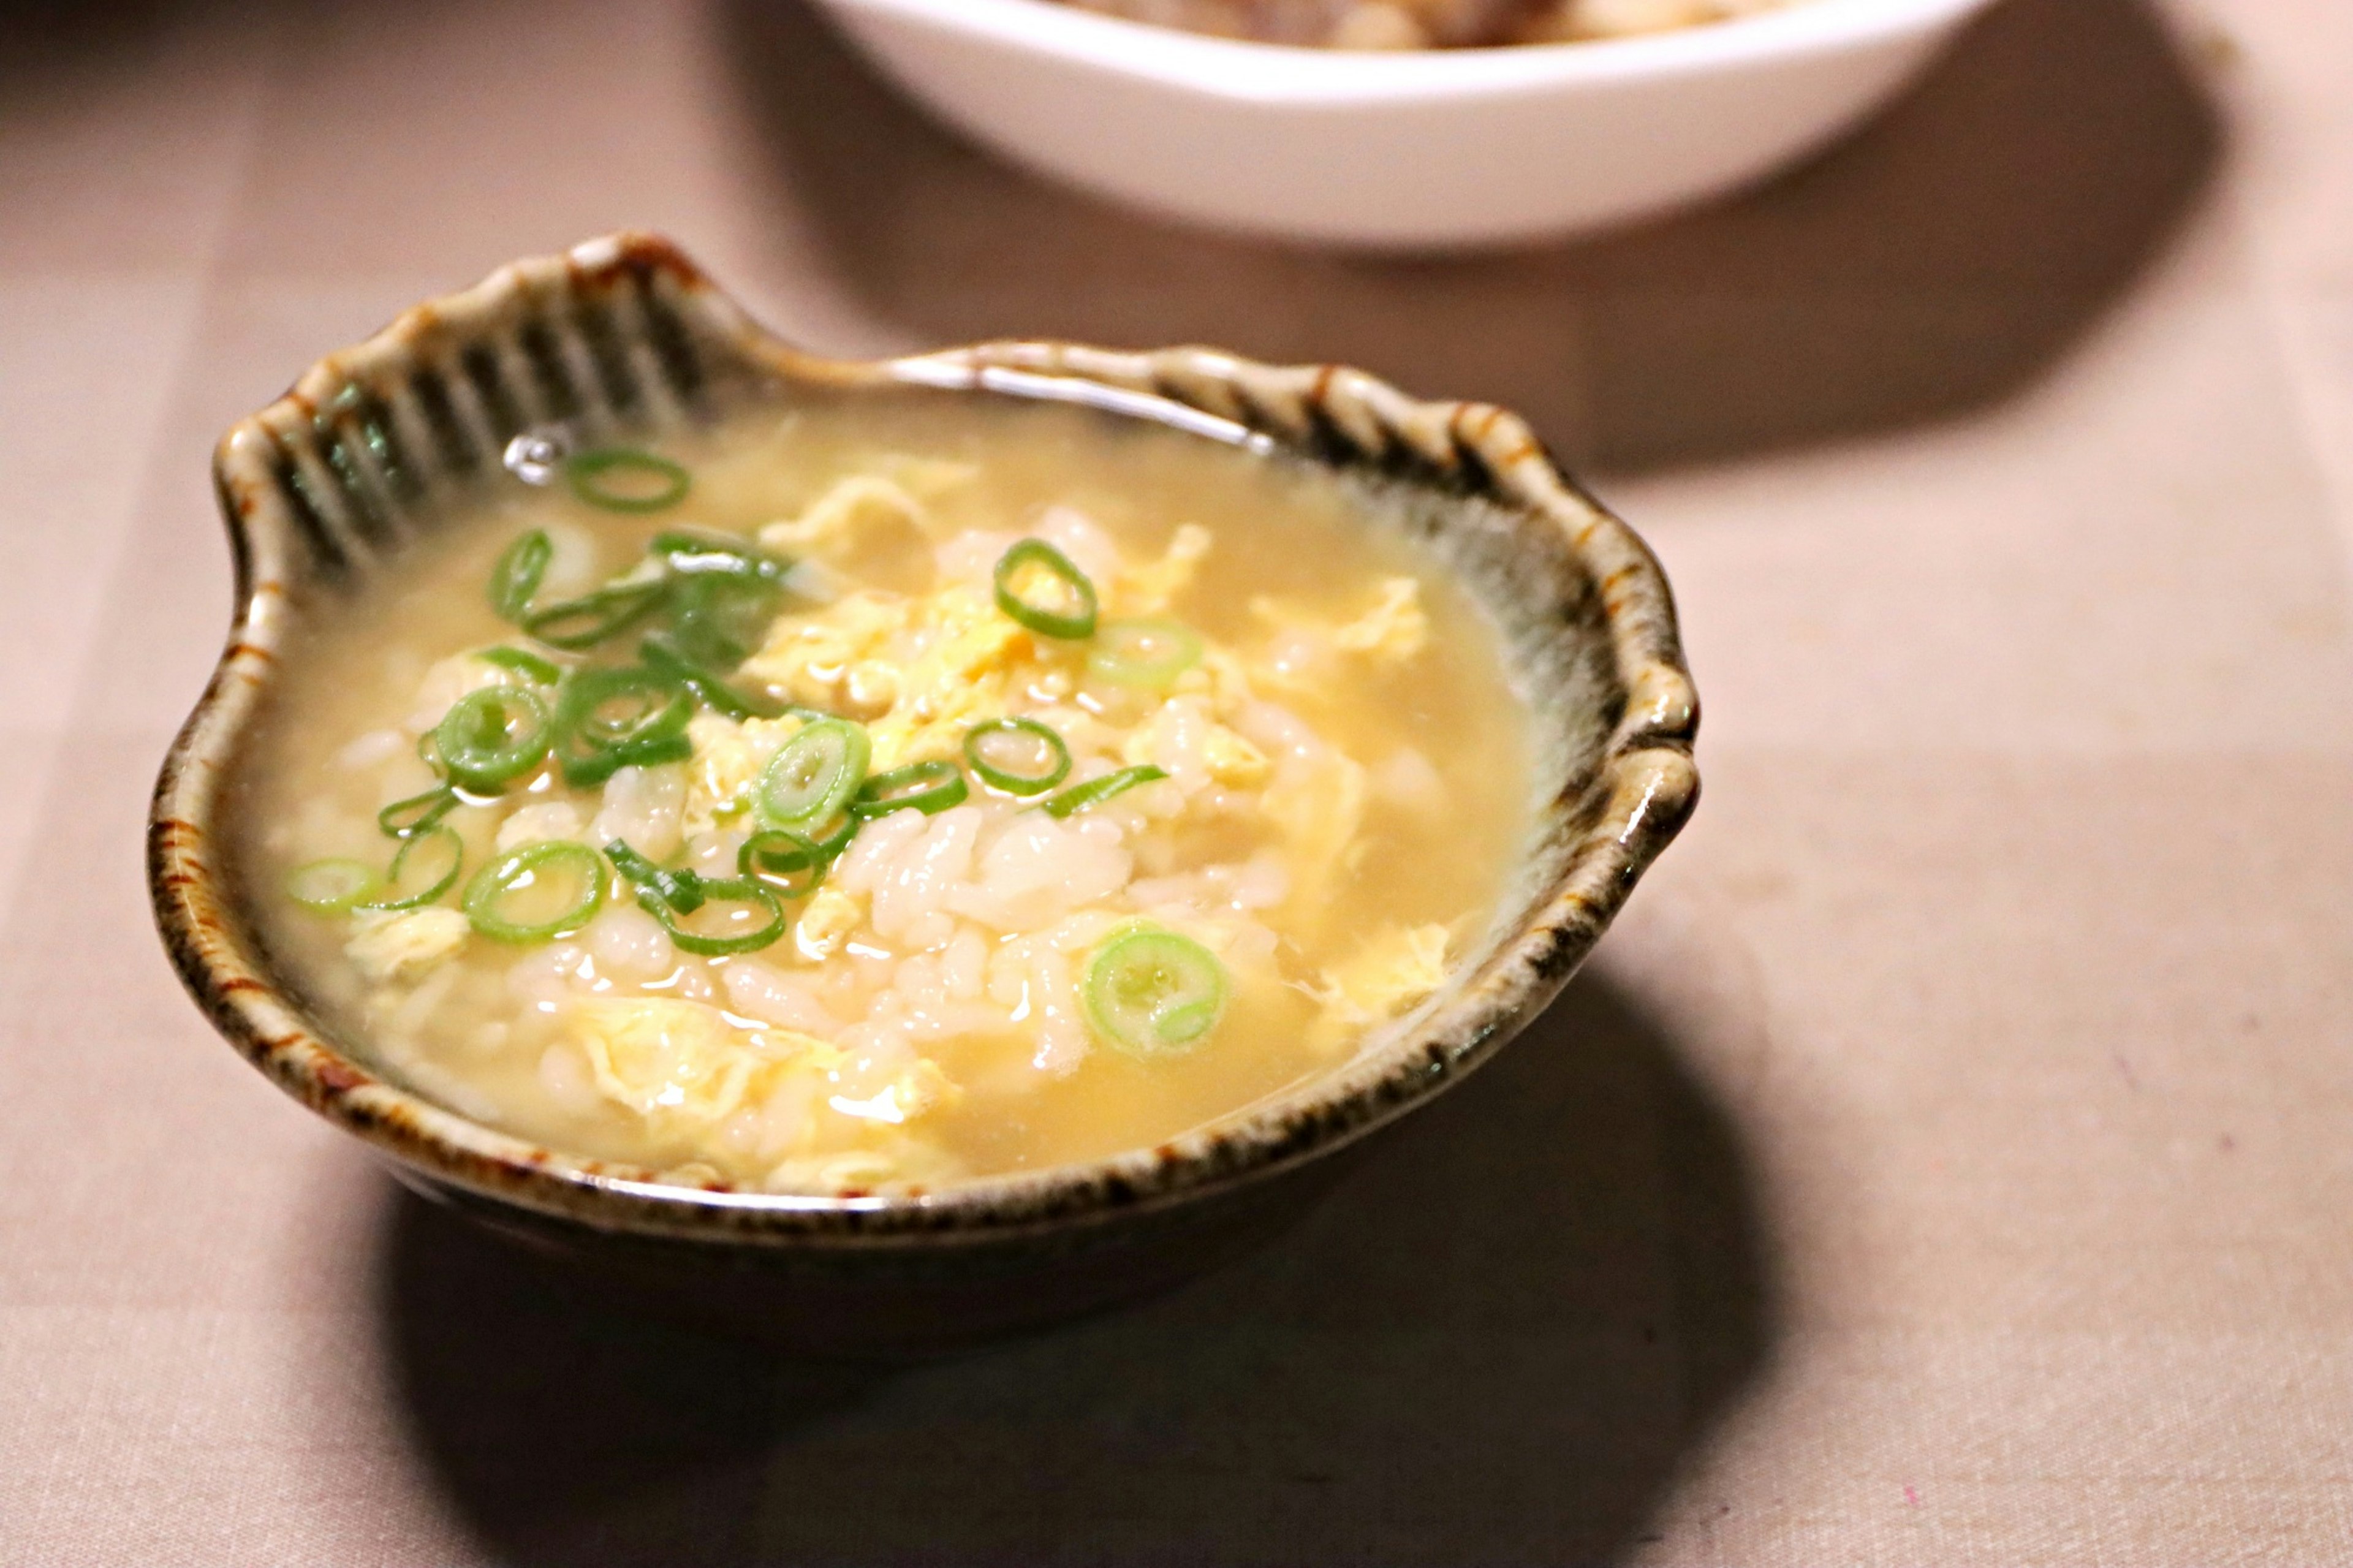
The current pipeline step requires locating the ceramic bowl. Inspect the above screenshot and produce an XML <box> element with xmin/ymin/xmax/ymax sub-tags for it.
<box><xmin>149</xmin><ymin>233</ymin><xmax>1698</xmax><ymax>1353</ymax></box>
<box><xmin>808</xmin><ymin>0</ymin><xmax>2003</xmax><ymax>248</ymax></box>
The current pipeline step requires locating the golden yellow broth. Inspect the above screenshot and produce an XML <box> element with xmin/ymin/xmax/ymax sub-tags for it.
<box><xmin>235</xmin><ymin>393</ymin><xmax>1533</xmax><ymax>1191</ymax></box>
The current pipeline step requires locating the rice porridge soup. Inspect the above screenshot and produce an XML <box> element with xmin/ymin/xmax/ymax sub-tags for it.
<box><xmin>238</xmin><ymin>394</ymin><xmax>1535</xmax><ymax>1195</ymax></box>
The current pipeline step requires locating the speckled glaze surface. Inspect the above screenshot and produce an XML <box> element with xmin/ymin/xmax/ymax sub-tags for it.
<box><xmin>148</xmin><ymin>233</ymin><xmax>1696</xmax><ymax>1337</ymax></box>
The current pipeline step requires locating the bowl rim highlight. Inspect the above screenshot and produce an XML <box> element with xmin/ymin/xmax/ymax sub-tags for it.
<box><xmin>148</xmin><ymin>233</ymin><xmax>1698</xmax><ymax>1246</ymax></box>
<box><xmin>817</xmin><ymin>0</ymin><xmax>2000</xmax><ymax>101</ymax></box>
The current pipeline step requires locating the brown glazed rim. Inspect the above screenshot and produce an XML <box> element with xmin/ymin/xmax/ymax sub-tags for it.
<box><xmin>148</xmin><ymin>233</ymin><xmax>1697</xmax><ymax>1246</ymax></box>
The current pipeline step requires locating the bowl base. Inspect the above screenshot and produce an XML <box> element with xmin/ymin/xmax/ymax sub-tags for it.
<box><xmin>398</xmin><ymin>1146</ymin><xmax>1370</xmax><ymax>1360</ymax></box>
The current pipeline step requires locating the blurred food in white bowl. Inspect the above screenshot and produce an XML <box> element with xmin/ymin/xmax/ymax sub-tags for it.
<box><xmin>1050</xmin><ymin>0</ymin><xmax>1807</xmax><ymax>50</ymax></box>
<box><xmin>806</xmin><ymin>0</ymin><xmax>2004</xmax><ymax>248</ymax></box>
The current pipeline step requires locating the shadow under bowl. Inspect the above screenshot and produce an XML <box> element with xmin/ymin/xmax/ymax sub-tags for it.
<box><xmin>148</xmin><ymin>232</ymin><xmax>1699</xmax><ymax>1354</ymax></box>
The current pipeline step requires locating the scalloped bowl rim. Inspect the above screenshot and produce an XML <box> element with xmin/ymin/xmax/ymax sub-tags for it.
<box><xmin>148</xmin><ymin>233</ymin><xmax>1699</xmax><ymax>1246</ymax></box>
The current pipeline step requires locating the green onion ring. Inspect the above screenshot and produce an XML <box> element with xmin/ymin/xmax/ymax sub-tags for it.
<box><xmin>650</xmin><ymin>531</ymin><xmax>791</xmax><ymax>585</ymax></box>
<box><xmin>359</xmin><ymin>826</ymin><xmax>464</xmax><ymax>911</ymax></box>
<box><xmin>992</xmin><ymin>538</ymin><xmax>1097</xmax><ymax>640</ymax></box>
<box><xmin>523</xmin><ymin>578</ymin><xmax>669</xmax><ymax>651</ymax></box>
<box><xmin>565</xmin><ymin>447</ymin><xmax>690</xmax><ymax>513</ymax></box>
<box><xmin>554</xmin><ymin>665</ymin><xmax>692</xmax><ymax>786</ymax></box>
<box><xmin>604</xmin><ymin>839</ymin><xmax>705</xmax><ymax>914</ymax></box>
<box><xmin>1083</xmin><ymin>928</ymin><xmax>1230</xmax><ymax>1057</ymax></box>
<box><xmin>433</xmin><ymin>686</ymin><xmax>553</xmax><ymax>793</ymax></box>
<box><xmin>851</xmin><ymin>759</ymin><xmax>969</xmax><ymax>818</ymax></box>
<box><xmin>798</xmin><ymin>808</ymin><xmax>860</xmax><ymax>859</ymax></box>
<box><xmin>662</xmin><ymin>572</ymin><xmax>777</xmax><ymax>670</ymax></box>
<box><xmin>757</xmin><ymin>718</ymin><xmax>870</xmax><ymax>827</ymax></box>
<box><xmin>476</xmin><ymin>645</ymin><xmax>563</xmax><ymax>685</ymax></box>
<box><xmin>378</xmin><ymin>786</ymin><xmax>458</xmax><ymax>839</ymax></box>
<box><xmin>463</xmin><ymin>841</ymin><xmax>606</xmax><ymax>943</ymax></box>
<box><xmin>737</xmin><ymin>830</ymin><xmax>827</xmax><ymax>898</ymax></box>
<box><xmin>640</xmin><ymin>638</ymin><xmax>784</xmax><ymax>721</ymax></box>
<box><xmin>286</xmin><ymin>858</ymin><xmax>381</xmax><ymax>913</ymax></box>
<box><xmin>1040</xmin><ymin>764</ymin><xmax>1169</xmax><ymax>820</ymax></box>
<box><xmin>559</xmin><ymin>730</ymin><xmax>692</xmax><ymax>789</ymax></box>
<box><xmin>963</xmin><ymin>718</ymin><xmax>1072</xmax><ymax>797</ymax></box>
<box><xmin>487</xmin><ymin>528</ymin><xmax>552</xmax><ymax>621</ymax></box>
<box><xmin>638</xmin><ymin>876</ymin><xmax>785</xmax><ymax>957</ymax></box>
<box><xmin>1087</xmin><ymin>618</ymin><xmax>1204</xmax><ymax>691</ymax></box>
<box><xmin>557</xmin><ymin>665</ymin><xmax>692</xmax><ymax>746</ymax></box>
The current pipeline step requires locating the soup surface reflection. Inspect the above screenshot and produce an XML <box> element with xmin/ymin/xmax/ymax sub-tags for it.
<box><xmin>240</xmin><ymin>394</ymin><xmax>1533</xmax><ymax>1194</ymax></box>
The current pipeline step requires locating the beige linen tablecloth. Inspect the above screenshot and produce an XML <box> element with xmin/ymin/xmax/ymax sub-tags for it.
<box><xmin>5</xmin><ymin>0</ymin><xmax>2351</xmax><ymax>1561</ymax></box>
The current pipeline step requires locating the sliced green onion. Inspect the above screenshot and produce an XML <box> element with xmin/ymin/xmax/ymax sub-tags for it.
<box><xmin>464</xmin><ymin>841</ymin><xmax>605</xmax><ymax>943</ymax></box>
<box><xmin>359</xmin><ymin>826</ymin><xmax>463</xmax><ymax>911</ymax></box>
<box><xmin>555</xmin><ymin>666</ymin><xmax>692</xmax><ymax>786</ymax></box>
<box><xmin>663</xmin><ymin>569</ymin><xmax>780</xmax><ymax>672</ymax></box>
<box><xmin>851</xmin><ymin>759</ymin><xmax>968</xmax><ymax>818</ymax></box>
<box><xmin>433</xmin><ymin>686</ymin><xmax>552</xmax><ymax>793</ymax></box>
<box><xmin>607</xmin><ymin>840</ymin><xmax>786</xmax><ymax>956</ymax></box>
<box><xmin>604</xmin><ymin>839</ymin><xmax>705</xmax><ymax>914</ymax></box>
<box><xmin>640</xmin><ymin>876</ymin><xmax>784</xmax><ymax>957</ymax></box>
<box><xmin>963</xmin><ymin>718</ymin><xmax>1072</xmax><ymax>796</ymax></box>
<box><xmin>993</xmin><ymin>539</ymin><xmax>1097</xmax><ymax>640</ymax></box>
<box><xmin>640</xmin><ymin>638</ymin><xmax>784</xmax><ymax>721</ymax></box>
<box><xmin>638</xmin><ymin>535</ymin><xmax>795</xmax><ymax>672</ymax></box>
<box><xmin>799</xmin><ymin>808</ymin><xmax>860</xmax><ymax>859</ymax></box>
<box><xmin>566</xmin><ymin>447</ymin><xmax>690</xmax><ymax>513</ymax></box>
<box><xmin>1088</xmin><ymin>618</ymin><xmax>1203</xmax><ymax>691</ymax></box>
<box><xmin>287</xmin><ymin>858</ymin><xmax>380</xmax><ymax>913</ymax></box>
<box><xmin>487</xmin><ymin>528</ymin><xmax>551</xmax><ymax>621</ymax></box>
<box><xmin>557</xmin><ymin>666</ymin><xmax>692</xmax><ymax>745</ymax></box>
<box><xmin>523</xmin><ymin>578</ymin><xmax>668</xmax><ymax>650</ymax></box>
<box><xmin>476</xmin><ymin>645</ymin><xmax>563</xmax><ymax>685</ymax></box>
<box><xmin>379</xmin><ymin>786</ymin><xmax>458</xmax><ymax>840</ymax></box>
<box><xmin>1040</xmin><ymin>765</ymin><xmax>1169</xmax><ymax>820</ymax></box>
<box><xmin>560</xmin><ymin>730</ymin><xmax>693</xmax><ymax>788</ymax></box>
<box><xmin>737</xmin><ymin>830</ymin><xmax>827</xmax><ymax>898</ymax></box>
<box><xmin>651</xmin><ymin>531</ymin><xmax>791</xmax><ymax>585</ymax></box>
<box><xmin>1083</xmin><ymin>928</ymin><xmax>1229</xmax><ymax>1057</ymax></box>
<box><xmin>757</xmin><ymin>718</ymin><xmax>870</xmax><ymax>826</ymax></box>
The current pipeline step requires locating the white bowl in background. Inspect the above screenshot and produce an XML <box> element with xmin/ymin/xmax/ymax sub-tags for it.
<box><xmin>806</xmin><ymin>0</ymin><xmax>2003</xmax><ymax>248</ymax></box>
